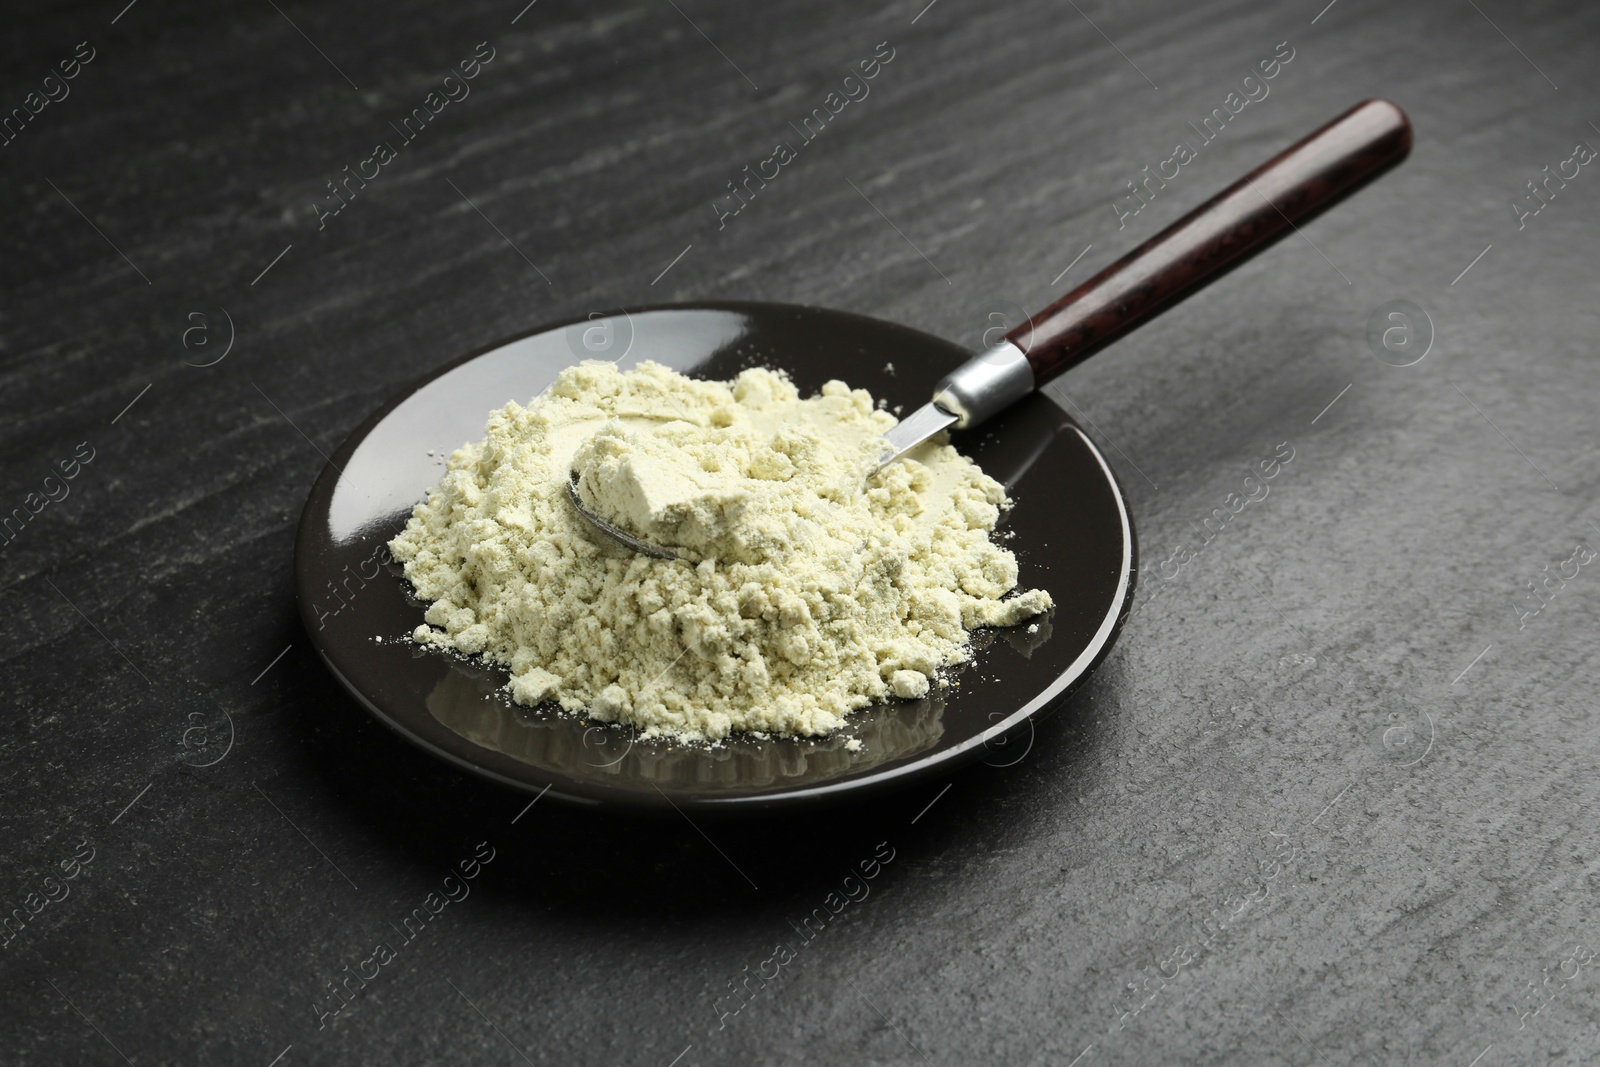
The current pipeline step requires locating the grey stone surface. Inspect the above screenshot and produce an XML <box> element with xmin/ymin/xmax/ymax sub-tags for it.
<box><xmin>2</xmin><ymin>0</ymin><xmax>1599</xmax><ymax>1063</ymax></box>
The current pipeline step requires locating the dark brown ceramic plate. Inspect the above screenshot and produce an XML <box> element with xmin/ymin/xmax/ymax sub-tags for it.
<box><xmin>293</xmin><ymin>304</ymin><xmax>1134</xmax><ymax>814</ymax></box>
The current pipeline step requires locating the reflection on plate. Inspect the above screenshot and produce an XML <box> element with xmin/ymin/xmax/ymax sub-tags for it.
<box><xmin>424</xmin><ymin>658</ymin><xmax>948</xmax><ymax>791</ymax></box>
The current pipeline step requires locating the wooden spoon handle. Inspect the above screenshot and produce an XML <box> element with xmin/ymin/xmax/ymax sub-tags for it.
<box><xmin>1010</xmin><ymin>98</ymin><xmax>1412</xmax><ymax>384</ymax></box>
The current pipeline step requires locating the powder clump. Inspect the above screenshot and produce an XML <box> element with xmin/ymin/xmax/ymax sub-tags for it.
<box><xmin>389</xmin><ymin>361</ymin><xmax>1051</xmax><ymax>742</ymax></box>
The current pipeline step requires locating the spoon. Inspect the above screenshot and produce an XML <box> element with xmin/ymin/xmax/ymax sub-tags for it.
<box><xmin>570</xmin><ymin>98</ymin><xmax>1412</xmax><ymax>559</ymax></box>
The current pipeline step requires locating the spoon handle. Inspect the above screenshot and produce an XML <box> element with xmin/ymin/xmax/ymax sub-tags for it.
<box><xmin>1009</xmin><ymin>98</ymin><xmax>1412</xmax><ymax>384</ymax></box>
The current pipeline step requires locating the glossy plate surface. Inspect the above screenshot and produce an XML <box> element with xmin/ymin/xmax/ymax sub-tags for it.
<box><xmin>293</xmin><ymin>303</ymin><xmax>1135</xmax><ymax>814</ymax></box>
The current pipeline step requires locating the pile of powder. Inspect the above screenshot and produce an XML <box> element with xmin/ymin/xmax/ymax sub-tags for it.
<box><xmin>388</xmin><ymin>360</ymin><xmax>1052</xmax><ymax>742</ymax></box>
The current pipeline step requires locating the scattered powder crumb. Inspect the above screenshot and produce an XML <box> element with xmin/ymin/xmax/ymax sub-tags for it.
<box><xmin>889</xmin><ymin>669</ymin><xmax>930</xmax><ymax>700</ymax></box>
<box><xmin>1027</xmin><ymin>623</ymin><xmax>1039</xmax><ymax>634</ymax></box>
<box><xmin>389</xmin><ymin>360</ymin><xmax>1052</xmax><ymax>743</ymax></box>
<box><xmin>883</xmin><ymin>362</ymin><xmax>895</xmax><ymax>375</ymax></box>
<box><xmin>844</xmin><ymin>738</ymin><xmax>864</xmax><ymax>753</ymax></box>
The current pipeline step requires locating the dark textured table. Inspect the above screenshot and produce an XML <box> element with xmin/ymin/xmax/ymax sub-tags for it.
<box><xmin>4</xmin><ymin>0</ymin><xmax>1599</xmax><ymax>1063</ymax></box>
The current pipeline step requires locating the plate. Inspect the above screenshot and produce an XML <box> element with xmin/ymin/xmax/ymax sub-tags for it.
<box><xmin>293</xmin><ymin>303</ymin><xmax>1134</xmax><ymax>814</ymax></box>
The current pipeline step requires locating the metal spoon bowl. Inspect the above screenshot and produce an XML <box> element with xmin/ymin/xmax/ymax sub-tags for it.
<box><xmin>566</xmin><ymin>471</ymin><xmax>684</xmax><ymax>561</ymax></box>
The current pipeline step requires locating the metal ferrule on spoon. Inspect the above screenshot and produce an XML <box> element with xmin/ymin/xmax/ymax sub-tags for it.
<box><xmin>875</xmin><ymin>97</ymin><xmax>1413</xmax><ymax>469</ymax></box>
